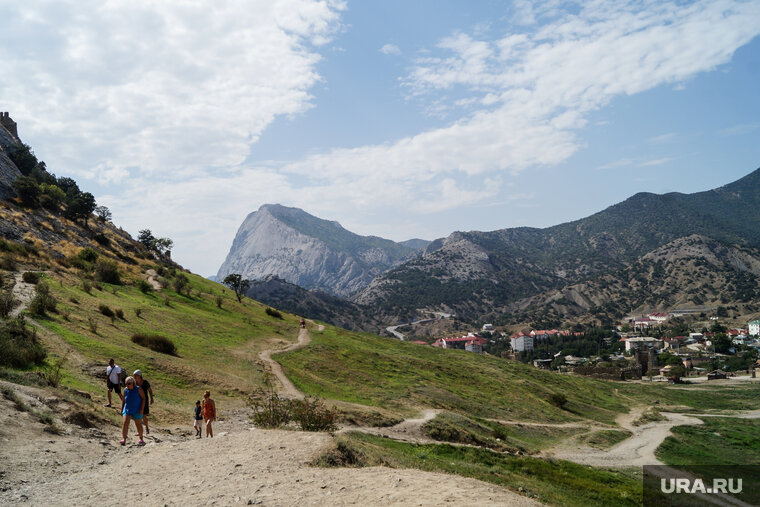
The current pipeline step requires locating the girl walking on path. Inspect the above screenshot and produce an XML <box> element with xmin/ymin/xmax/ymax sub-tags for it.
<box><xmin>120</xmin><ymin>376</ymin><xmax>145</xmax><ymax>445</ymax></box>
<box><xmin>202</xmin><ymin>390</ymin><xmax>216</xmax><ymax>438</ymax></box>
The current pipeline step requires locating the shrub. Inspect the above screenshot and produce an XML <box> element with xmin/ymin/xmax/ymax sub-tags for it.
<box><xmin>131</xmin><ymin>333</ymin><xmax>178</xmax><ymax>356</ymax></box>
<box><xmin>251</xmin><ymin>389</ymin><xmax>337</xmax><ymax>432</ymax></box>
<box><xmin>291</xmin><ymin>397</ymin><xmax>338</xmax><ymax>432</ymax></box>
<box><xmin>0</xmin><ymin>291</ymin><xmax>17</xmax><ymax>318</ymax></box>
<box><xmin>251</xmin><ymin>388</ymin><xmax>292</xmax><ymax>428</ymax></box>
<box><xmin>114</xmin><ymin>308</ymin><xmax>124</xmax><ymax>320</ymax></box>
<box><xmin>0</xmin><ymin>256</ymin><xmax>16</xmax><ymax>271</ymax></box>
<box><xmin>69</xmin><ymin>296</ymin><xmax>79</xmax><ymax>304</ymax></box>
<box><xmin>137</xmin><ymin>280</ymin><xmax>153</xmax><ymax>293</ymax></box>
<box><xmin>29</xmin><ymin>282</ymin><xmax>56</xmax><ymax>316</ymax></box>
<box><xmin>265</xmin><ymin>307</ymin><xmax>283</xmax><ymax>319</ymax></box>
<box><xmin>22</xmin><ymin>271</ymin><xmax>41</xmax><ymax>284</ymax></box>
<box><xmin>134</xmin><ymin>308</ymin><xmax>143</xmax><ymax>318</ymax></box>
<box><xmin>98</xmin><ymin>304</ymin><xmax>114</xmax><ymax>318</ymax></box>
<box><xmin>93</xmin><ymin>233</ymin><xmax>110</xmax><ymax>246</ymax></box>
<box><xmin>172</xmin><ymin>273</ymin><xmax>188</xmax><ymax>294</ymax></box>
<box><xmin>94</xmin><ymin>259</ymin><xmax>121</xmax><ymax>285</ymax></box>
<box><xmin>548</xmin><ymin>393</ymin><xmax>568</xmax><ymax>409</ymax></box>
<box><xmin>215</xmin><ymin>295</ymin><xmax>223</xmax><ymax>309</ymax></box>
<box><xmin>77</xmin><ymin>247</ymin><xmax>99</xmax><ymax>262</ymax></box>
<box><xmin>44</xmin><ymin>355</ymin><xmax>67</xmax><ymax>387</ymax></box>
<box><xmin>0</xmin><ymin>317</ymin><xmax>46</xmax><ymax>367</ymax></box>
<box><xmin>87</xmin><ymin>317</ymin><xmax>97</xmax><ymax>334</ymax></box>
<box><xmin>81</xmin><ymin>280</ymin><xmax>92</xmax><ymax>294</ymax></box>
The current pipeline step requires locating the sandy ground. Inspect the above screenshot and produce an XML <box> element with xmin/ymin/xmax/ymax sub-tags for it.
<box><xmin>0</xmin><ymin>383</ymin><xmax>540</xmax><ymax>506</ymax></box>
<box><xmin>10</xmin><ymin>272</ymin><xmax>36</xmax><ymax>317</ymax></box>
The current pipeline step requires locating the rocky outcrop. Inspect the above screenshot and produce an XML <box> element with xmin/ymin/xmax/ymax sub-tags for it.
<box><xmin>0</xmin><ymin>113</ymin><xmax>22</xmax><ymax>200</ymax></box>
<box><xmin>217</xmin><ymin>204</ymin><xmax>425</xmax><ymax>297</ymax></box>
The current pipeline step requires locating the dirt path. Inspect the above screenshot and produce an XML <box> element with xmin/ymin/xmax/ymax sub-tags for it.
<box><xmin>10</xmin><ymin>272</ymin><xmax>36</xmax><ymax>317</ymax></box>
<box><xmin>1</xmin><ymin>422</ymin><xmax>541</xmax><ymax>506</ymax></box>
<box><xmin>258</xmin><ymin>324</ymin><xmax>319</xmax><ymax>399</ymax></box>
<box><xmin>545</xmin><ymin>407</ymin><xmax>704</xmax><ymax>467</ymax></box>
<box><xmin>338</xmin><ymin>409</ymin><xmax>442</xmax><ymax>444</ymax></box>
<box><xmin>144</xmin><ymin>269</ymin><xmax>162</xmax><ymax>290</ymax></box>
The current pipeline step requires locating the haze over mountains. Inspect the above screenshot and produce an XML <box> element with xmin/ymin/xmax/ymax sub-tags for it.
<box><xmin>220</xmin><ymin>168</ymin><xmax>760</xmax><ymax>330</ymax></box>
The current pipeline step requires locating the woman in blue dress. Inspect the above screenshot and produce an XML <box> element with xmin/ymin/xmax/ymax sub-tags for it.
<box><xmin>120</xmin><ymin>376</ymin><xmax>145</xmax><ymax>445</ymax></box>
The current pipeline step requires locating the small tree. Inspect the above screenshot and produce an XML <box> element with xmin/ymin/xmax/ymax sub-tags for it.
<box><xmin>223</xmin><ymin>274</ymin><xmax>250</xmax><ymax>303</ymax></box>
<box><xmin>94</xmin><ymin>205</ymin><xmax>112</xmax><ymax>222</ymax></box>
<box><xmin>12</xmin><ymin>176</ymin><xmax>41</xmax><ymax>207</ymax></box>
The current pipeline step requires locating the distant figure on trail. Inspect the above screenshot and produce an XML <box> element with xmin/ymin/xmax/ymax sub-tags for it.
<box><xmin>193</xmin><ymin>400</ymin><xmax>203</xmax><ymax>438</ymax></box>
<box><xmin>202</xmin><ymin>390</ymin><xmax>216</xmax><ymax>438</ymax></box>
<box><xmin>133</xmin><ymin>370</ymin><xmax>154</xmax><ymax>434</ymax></box>
<box><xmin>300</xmin><ymin>318</ymin><xmax>306</xmax><ymax>329</ymax></box>
<box><xmin>120</xmin><ymin>376</ymin><xmax>145</xmax><ymax>446</ymax></box>
<box><xmin>105</xmin><ymin>358</ymin><xmax>123</xmax><ymax>407</ymax></box>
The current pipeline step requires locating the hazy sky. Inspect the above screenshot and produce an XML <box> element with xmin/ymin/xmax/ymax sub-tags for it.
<box><xmin>1</xmin><ymin>0</ymin><xmax>759</xmax><ymax>276</ymax></box>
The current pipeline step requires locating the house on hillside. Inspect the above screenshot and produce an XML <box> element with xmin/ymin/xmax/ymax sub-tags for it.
<box><xmin>510</xmin><ymin>333</ymin><xmax>534</xmax><ymax>352</ymax></box>
<box><xmin>432</xmin><ymin>334</ymin><xmax>487</xmax><ymax>353</ymax></box>
<box><xmin>481</xmin><ymin>323</ymin><xmax>494</xmax><ymax>332</ymax></box>
<box><xmin>749</xmin><ymin>320</ymin><xmax>760</xmax><ymax>337</ymax></box>
<box><xmin>648</xmin><ymin>312</ymin><xmax>670</xmax><ymax>323</ymax></box>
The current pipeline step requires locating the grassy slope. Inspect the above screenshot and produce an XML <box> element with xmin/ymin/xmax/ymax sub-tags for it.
<box><xmin>276</xmin><ymin>326</ymin><xmax>760</xmax><ymax>424</ymax></box>
<box><xmin>324</xmin><ymin>432</ymin><xmax>641</xmax><ymax>507</ymax></box>
<box><xmin>32</xmin><ymin>270</ymin><xmax>301</xmax><ymax>419</ymax></box>
<box><xmin>657</xmin><ymin>417</ymin><xmax>760</xmax><ymax>466</ymax></box>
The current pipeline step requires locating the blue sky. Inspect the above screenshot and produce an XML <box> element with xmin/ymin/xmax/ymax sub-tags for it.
<box><xmin>1</xmin><ymin>0</ymin><xmax>759</xmax><ymax>276</ymax></box>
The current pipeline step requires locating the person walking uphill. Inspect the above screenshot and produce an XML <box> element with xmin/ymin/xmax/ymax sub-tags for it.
<box><xmin>105</xmin><ymin>358</ymin><xmax>123</xmax><ymax>407</ymax></box>
<box><xmin>133</xmin><ymin>370</ymin><xmax>154</xmax><ymax>434</ymax></box>
<box><xmin>120</xmin><ymin>376</ymin><xmax>145</xmax><ymax>445</ymax></box>
<box><xmin>202</xmin><ymin>390</ymin><xmax>216</xmax><ymax>438</ymax></box>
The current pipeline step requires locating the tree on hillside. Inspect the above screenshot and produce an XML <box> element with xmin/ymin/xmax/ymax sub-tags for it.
<box><xmin>65</xmin><ymin>191</ymin><xmax>96</xmax><ymax>227</ymax></box>
<box><xmin>12</xmin><ymin>176</ymin><xmax>40</xmax><ymax>207</ymax></box>
<box><xmin>223</xmin><ymin>274</ymin><xmax>250</xmax><ymax>303</ymax></box>
<box><xmin>95</xmin><ymin>205</ymin><xmax>112</xmax><ymax>223</ymax></box>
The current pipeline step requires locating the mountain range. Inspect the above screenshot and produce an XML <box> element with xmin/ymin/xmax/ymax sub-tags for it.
<box><xmin>219</xmin><ymin>168</ymin><xmax>760</xmax><ymax>330</ymax></box>
<box><xmin>217</xmin><ymin>203</ymin><xmax>428</xmax><ymax>297</ymax></box>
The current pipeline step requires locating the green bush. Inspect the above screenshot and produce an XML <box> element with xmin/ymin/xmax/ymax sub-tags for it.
<box><xmin>0</xmin><ymin>291</ymin><xmax>17</xmax><ymax>318</ymax></box>
<box><xmin>265</xmin><ymin>307</ymin><xmax>283</xmax><ymax>319</ymax></box>
<box><xmin>22</xmin><ymin>271</ymin><xmax>41</xmax><ymax>284</ymax></box>
<box><xmin>0</xmin><ymin>256</ymin><xmax>16</xmax><ymax>271</ymax></box>
<box><xmin>251</xmin><ymin>389</ymin><xmax>337</xmax><ymax>431</ymax></box>
<box><xmin>94</xmin><ymin>259</ymin><xmax>121</xmax><ymax>285</ymax></box>
<box><xmin>291</xmin><ymin>397</ymin><xmax>338</xmax><ymax>432</ymax></box>
<box><xmin>77</xmin><ymin>247</ymin><xmax>99</xmax><ymax>262</ymax></box>
<box><xmin>252</xmin><ymin>388</ymin><xmax>292</xmax><ymax>428</ymax></box>
<box><xmin>93</xmin><ymin>233</ymin><xmax>110</xmax><ymax>246</ymax></box>
<box><xmin>114</xmin><ymin>308</ymin><xmax>124</xmax><ymax>320</ymax></box>
<box><xmin>98</xmin><ymin>304</ymin><xmax>114</xmax><ymax>318</ymax></box>
<box><xmin>29</xmin><ymin>282</ymin><xmax>56</xmax><ymax>316</ymax></box>
<box><xmin>131</xmin><ymin>333</ymin><xmax>178</xmax><ymax>356</ymax></box>
<box><xmin>548</xmin><ymin>393</ymin><xmax>568</xmax><ymax>408</ymax></box>
<box><xmin>0</xmin><ymin>317</ymin><xmax>46</xmax><ymax>367</ymax></box>
<box><xmin>81</xmin><ymin>280</ymin><xmax>92</xmax><ymax>294</ymax></box>
<box><xmin>137</xmin><ymin>280</ymin><xmax>153</xmax><ymax>293</ymax></box>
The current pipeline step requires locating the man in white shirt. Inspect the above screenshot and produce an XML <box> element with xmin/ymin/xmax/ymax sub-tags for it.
<box><xmin>106</xmin><ymin>358</ymin><xmax>123</xmax><ymax>407</ymax></box>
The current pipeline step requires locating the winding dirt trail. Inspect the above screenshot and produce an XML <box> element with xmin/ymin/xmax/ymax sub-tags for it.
<box><xmin>545</xmin><ymin>407</ymin><xmax>704</xmax><ymax>467</ymax></box>
<box><xmin>259</xmin><ymin>324</ymin><xmax>319</xmax><ymax>399</ymax></box>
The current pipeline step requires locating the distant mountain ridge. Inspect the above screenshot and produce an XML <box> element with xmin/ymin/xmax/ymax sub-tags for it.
<box><xmin>217</xmin><ymin>204</ymin><xmax>429</xmax><ymax>297</ymax></box>
<box><xmin>354</xmin><ymin>167</ymin><xmax>760</xmax><ymax>325</ymax></box>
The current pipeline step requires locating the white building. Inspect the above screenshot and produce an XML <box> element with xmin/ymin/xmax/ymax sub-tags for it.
<box><xmin>749</xmin><ymin>320</ymin><xmax>760</xmax><ymax>337</ymax></box>
<box><xmin>511</xmin><ymin>335</ymin><xmax>534</xmax><ymax>352</ymax></box>
<box><xmin>624</xmin><ymin>336</ymin><xmax>661</xmax><ymax>352</ymax></box>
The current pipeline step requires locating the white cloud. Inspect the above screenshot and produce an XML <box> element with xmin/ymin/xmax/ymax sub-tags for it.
<box><xmin>648</xmin><ymin>133</ymin><xmax>677</xmax><ymax>144</ymax></box>
<box><xmin>0</xmin><ymin>0</ymin><xmax>344</xmax><ymax>182</ymax></box>
<box><xmin>379</xmin><ymin>43</ymin><xmax>401</xmax><ymax>55</ymax></box>
<box><xmin>282</xmin><ymin>0</ymin><xmax>759</xmax><ymax>210</ymax></box>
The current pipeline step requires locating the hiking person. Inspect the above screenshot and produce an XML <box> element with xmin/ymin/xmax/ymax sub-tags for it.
<box><xmin>193</xmin><ymin>400</ymin><xmax>203</xmax><ymax>438</ymax></box>
<box><xmin>300</xmin><ymin>318</ymin><xmax>306</xmax><ymax>329</ymax></box>
<box><xmin>120</xmin><ymin>376</ymin><xmax>145</xmax><ymax>445</ymax></box>
<box><xmin>105</xmin><ymin>358</ymin><xmax>123</xmax><ymax>407</ymax></box>
<box><xmin>202</xmin><ymin>390</ymin><xmax>216</xmax><ymax>438</ymax></box>
<box><xmin>133</xmin><ymin>370</ymin><xmax>154</xmax><ymax>434</ymax></box>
